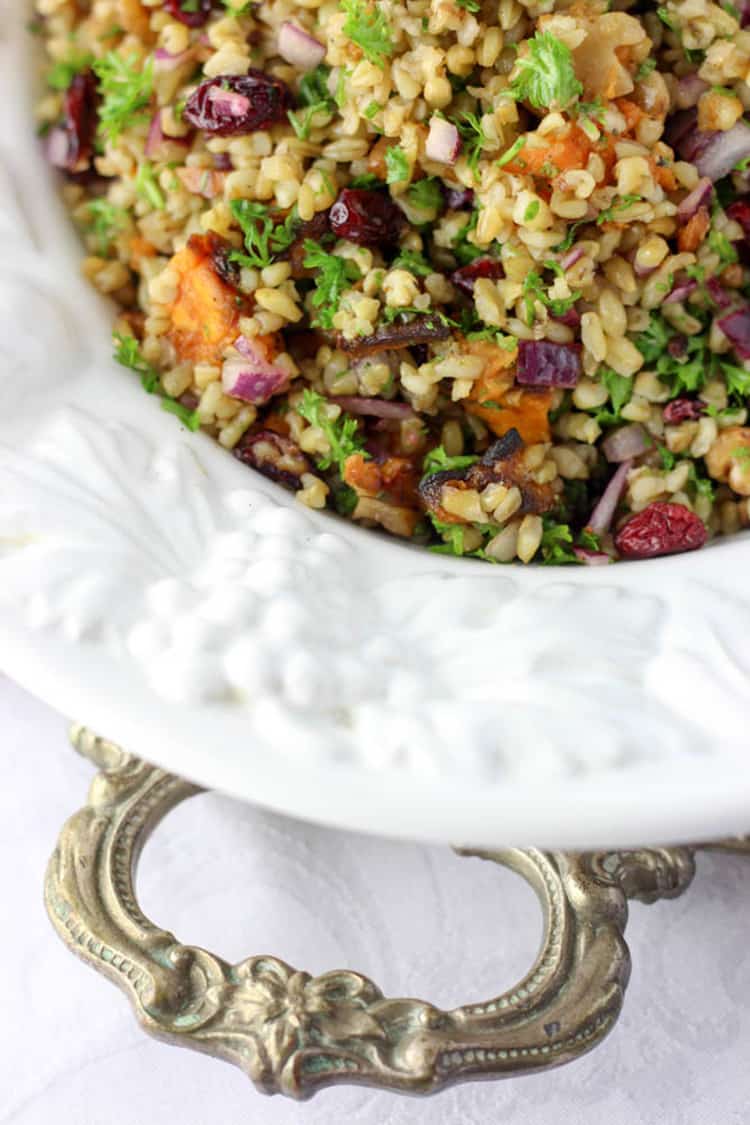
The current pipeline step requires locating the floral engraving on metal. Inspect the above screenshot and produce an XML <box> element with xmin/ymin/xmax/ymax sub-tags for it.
<box><xmin>44</xmin><ymin>727</ymin><xmax>745</xmax><ymax>1100</ymax></box>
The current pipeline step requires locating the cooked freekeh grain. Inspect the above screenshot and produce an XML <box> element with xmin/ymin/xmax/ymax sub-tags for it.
<box><xmin>34</xmin><ymin>0</ymin><xmax>750</xmax><ymax>562</ymax></box>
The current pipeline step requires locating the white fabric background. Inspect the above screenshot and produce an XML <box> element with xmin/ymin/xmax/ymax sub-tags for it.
<box><xmin>0</xmin><ymin>673</ymin><xmax>748</xmax><ymax>1125</ymax></box>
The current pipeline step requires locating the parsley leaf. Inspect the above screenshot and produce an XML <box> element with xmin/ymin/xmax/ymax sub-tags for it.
<box><xmin>83</xmin><ymin>198</ymin><xmax>129</xmax><ymax>254</ymax></box>
<box><xmin>422</xmin><ymin>446</ymin><xmax>478</xmax><ymax>475</ymax></box>
<box><xmin>391</xmin><ymin>248</ymin><xmax>433</xmax><ymax>276</ymax></box>
<box><xmin>302</xmin><ymin>240</ymin><xmax>361</xmax><ymax>329</ymax></box>
<box><xmin>287</xmin><ymin>101</ymin><xmax>330</xmax><ymax>140</ymax></box>
<box><xmin>455</xmin><ymin>0</ymin><xmax>480</xmax><ymax>9</ymax></box>
<box><xmin>522</xmin><ymin>269</ymin><xmax>580</xmax><ymax>324</ymax></box>
<box><xmin>507</xmin><ymin>31</ymin><xmax>582</xmax><ymax>111</ymax></box>
<box><xmin>229</xmin><ymin>199</ymin><xmax>296</xmax><ymax>269</ymax></box>
<box><xmin>453</xmin><ymin>111</ymin><xmax>488</xmax><ymax>180</ymax></box>
<box><xmin>340</xmin><ymin>0</ymin><xmax>394</xmax><ymax>68</ymax></box>
<box><xmin>496</xmin><ymin>135</ymin><xmax>526</xmax><ymax>168</ymax></box>
<box><xmin>720</xmin><ymin>358</ymin><xmax>750</xmax><ymax>399</ymax></box>
<box><xmin>452</xmin><ymin>209</ymin><xmax>482</xmax><ymax>264</ymax></box>
<box><xmin>299</xmin><ymin>64</ymin><xmax>332</xmax><ymax>106</ymax></box>
<box><xmin>407</xmin><ymin>176</ymin><xmax>444</xmax><ymax>214</ymax></box>
<box><xmin>636</xmin><ymin>57</ymin><xmax>658</xmax><ymax>80</ymax></box>
<box><xmin>350</xmin><ymin>172</ymin><xmax>383</xmax><ymax>189</ymax></box>
<box><xmin>708</xmin><ymin>227</ymin><xmax>739</xmax><ymax>268</ymax></box>
<box><xmin>540</xmin><ymin>518</ymin><xmax>578</xmax><ymax>565</ymax></box>
<box><xmin>47</xmin><ymin>52</ymin><xmax>93</xmax><ymax>90</ymax></box>
<box><xmin>297</xmin><ymin>388</ymin><xmax>367</xmax><ymax>471</ymax></box>
<box><xmin>385</xmin><ymin>145</ymin><xmax>409</xmax><ymax>184</ymax></box>
<box><xmin>595</xmin><ymin>367</ymin><xmax>633</xmax><ymax>424</ymax></box>
<box><xmin>113</xmin><ymin>332</ymin><xmax>200</xmax><ymax>429</ymax></box>
<box><xmin>93</xmin><ymin>51</ymin><xmax>154</xmax><ymax>143</ymax></box>
<box><xmin>634</xmin><ymin>313</ymin><xmax>673</xmax><ymax>364</ymax></box>
<box><xmin>134</xmin><ymin>160</ymin><xmax>165</xmax><ymax>210</ymax></box>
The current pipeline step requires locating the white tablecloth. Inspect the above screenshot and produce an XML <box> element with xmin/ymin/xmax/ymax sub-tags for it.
<box><xmin>1</xmin><ymin>673</ymin><xmax>748</xmax><ymax>1125</ymax></box>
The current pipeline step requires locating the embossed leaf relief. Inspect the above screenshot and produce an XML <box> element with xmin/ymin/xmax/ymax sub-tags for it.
<box><xmin>0</xmin><ymin>409</ymin><xmax>708</xmax><ymax>777</ymax></box>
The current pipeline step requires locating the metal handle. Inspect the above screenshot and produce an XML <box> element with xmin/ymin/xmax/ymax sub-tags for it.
<box><xmin>44</xmin><ymin>726</ymin><xmax>749</xmax><ymax>1101</ymax></box>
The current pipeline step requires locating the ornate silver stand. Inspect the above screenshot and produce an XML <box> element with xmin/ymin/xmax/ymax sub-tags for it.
<box><xmin>44</xmin><ymin>725</ymin><xmax>750</xmax><ymax>1100</ymax></box>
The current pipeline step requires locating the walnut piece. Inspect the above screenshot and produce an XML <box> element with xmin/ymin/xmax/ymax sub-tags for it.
<box><xmin>705</xmin><ymin>426</ymin><xmax>750</xmax><ymax>496</ymax></box>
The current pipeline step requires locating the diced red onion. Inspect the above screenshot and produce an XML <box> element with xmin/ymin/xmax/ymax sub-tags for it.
<box><xmin>666</xmin><ymin>108</ymin><xmax>698</xmax><ymax>152</ymax></box>
<box><xmin>573</xmin><ymin>547</ymin><xmax>613</xmax><ymax>566</ymax></box>
<box><xmin>145</xmin><ymin>111</ymin><xmax>165</xmax><ymax>158</ymax></box>
<box><xmin>176</xmin><ymin>165</ymin><xmax>225</xmax><ymax>198</ymax></box>
<box><xmin>679</xmin><ymin>119</ymin><xmax>750</xmax><ymax>183</ymax></box>
<box><xmin>329</xmin><ymin>395</ymin><xmax>415</xmax><ymax>419</ymax></box>
<box><xmin>222</xmin><ymin>339</ymin><xmax>290</xmax><ymax>404</ymax></box>
<box><xmin>154</xmin><ymin>45</ymin><xmax>196</xmax><ymax>70</ymax></box>
<box><xmin>445</xmin><ymin>186</ymin><xmax>474</xmax><ymax>210</ymax></box>
<box><xmin>426</xmin><ymin>117</ymin><xmax>462</xmax><ymax>165</ymax></box>
<box><xmin>588</xmin><ymin>460</ymin><xmax>632</xmax><ymax>535</ymax></box>
<box><xmin>663</xmin><ymin>277</ymin><xmax>697</xmax><ymax>305</ymax></box>
<box><xmin>206</xmin><ymin>84</ymin><xmax>251</xmax><ymax>117</ymax></box>
<box><xmin>726</xmin><ymin>199</ymin><xmax>750</xmax><ymax>245</ymax></box>
<box><xmin>560</xmin><ymin>246</ymin><xmax>585</xmax><ymax>271</ymax></box>
<box><xmin>718</xmin><ymin>305</ymin><xmax>750</xmax><ymax>359</ymax></box>
<box><xmin>677</xmin><ymin>176</ymin><xmax>713</xmax><ymax>222</ymax></box>
<box><xmin>278</xmin><ymin>21</ymin><xmax>326</xmax><ymax>69</ymax></box>
<box><xmin>706</xmin><ymin>275</ymin><xmax>733</xmax><ymax>308</ymax></box>
<box><xmin>46</xmin><ymin>126</ymin><xmax>70</xmax><ymax>168</ymax></box>
<box><xmin>675</xmin><ymin>73</ymin><xmax>709</xmax><ymax>109</ymax></box>
<box><xmin>602</xmin><ymin>423</ymin><xmax>651</xmax><ymax>463</ymax></box>
<box><xmin>516</xmin><ymin>340</ymin><xmax>581</xmax><ymax>387</ymax></box>
<box><xmin>740</xmin><ymin>0</ymin><xmax>750</xmax><ymax>25</ymax></box>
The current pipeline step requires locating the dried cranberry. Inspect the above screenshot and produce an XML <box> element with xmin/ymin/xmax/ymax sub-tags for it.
<box><xmin>667</xmin><ymin>334</ymin><xmax>688</xmax><ymax>358</ymax></box>
<box><xmin>663</xmin><ymin>397</ymin><xmax>706</xmax><ymax>424</ymax></box>
<box><xmin>614</xmin><ymin>501</ymin><xmax>707</xmax><ymax>560</ymax></box>
<box><xmin>163</xmin><ymin>0</ymin><xmax>212</xmax><ymax>27</ymax></box>
<box><xmin>52</xmin><ymin>71</ymin><xmax>99</xmax><ymax>174</ymax></box>
<box><xmin>183</xmin><ymin>71</ymin><xmax>292</xmax><ymax>137</ymax></box>
<box><xmin>329</xmin><ymin>189</ymin><xmax>404</xmax><ymax>246</ymax></box>
<box><xmin>450</xmin><ymin>258</ymin><xmax>503</xmax><ymax>295</ymax></box>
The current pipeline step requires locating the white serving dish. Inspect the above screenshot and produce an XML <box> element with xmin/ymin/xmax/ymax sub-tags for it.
<box><xmin>1</xmin><ymin>4</ymin><xmax>748</xmax><ymax>849</ymax></box>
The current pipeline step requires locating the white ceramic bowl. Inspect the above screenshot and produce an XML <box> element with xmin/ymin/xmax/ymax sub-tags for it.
<box><xmin>1</xmin><ymin>7</ymin><xmax>748</xmax><ymax>849</ymax></box>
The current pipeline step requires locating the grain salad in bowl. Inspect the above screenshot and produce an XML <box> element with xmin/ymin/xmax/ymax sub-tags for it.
<box><xmin>33</xmin><ymin>0</ymin><xmax>750</xmax><ymax>564</ymax></box>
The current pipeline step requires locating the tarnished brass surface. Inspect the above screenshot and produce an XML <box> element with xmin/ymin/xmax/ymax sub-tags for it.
<box><xmin>44</xmin><ymin>727</ymin><xmax>748</xmax><ymax>1100</ymax></box>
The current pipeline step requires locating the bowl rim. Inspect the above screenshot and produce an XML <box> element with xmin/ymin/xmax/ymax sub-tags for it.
<box><xmin>2</xmin><ymin>7</ymin><xmax>748</xmax><ymax>849</ymax></box>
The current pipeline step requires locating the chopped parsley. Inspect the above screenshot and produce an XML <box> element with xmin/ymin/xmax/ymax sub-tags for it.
<box><xmin>287</xmin><ymin>101</ymin><xmax>330</xmax><ymax>140</ymax></box>
<box><xmin>93</xmin><ymin>51</ymin><xmax>154</xmax><ymax>143</ymax></box>
<box><xmin>391</xmin><ymin>247</ymin><xmax>433</xmax><ymax>276</ymax></box>
<box><xmin>407</xmin><ymin>176</ymin><xmax>444</xmax><ymax>214</ymax></box>
<box><xmin>47</xmin><ymin>51</ymin><xmax>93</xmax><ymax>91</ymax></box>
<box><xmin>507</xmin><ymin>31</ymin><xmax>582</xmax><ymax>111</ymax></box>
<box><xmin>720</xmin><ymin>358</ymin><xmax>750</xmax><ymax>398</ymax></box>
<box><xmin>496</xmin><ymin>135</ymin><xmax>526</xmax><ymax>168</ymax></box>
<box><xmin>340</xmin><ymin>0</ymin><xmax>394</xmax><ymax>68</ymax></box>
<box><xmin>455</xmin><ymin>0</ymin><xmax>481</xmax><ymax>9</ymax></box>
<box><xmin>298</xmin><ymin>64</ymin><xmax>332</xmax><ymax>106</ymax></box>
<box><xmin>596</xmin><ymin>194</ymin><xmax>643</xmax><ymax>224</ymax></box>
<box><xmin>134</xmin><ymin>160</ymin><xmax>165</xmax><ymax>210</ymax></box>
<box><xmin>422</xmin><ymin>446</ymin><xmax>478</xmax><ymax>475</ymax></box>
<box><xmin>364</xmin><ymin>100</ymin><xmax>382</xmax><ymax>120</ymax></box>
<box><xmin>636</xmin><ymin>57</ymin><xmax>658</xmax><ymax>80</ymax></box>
<box><xmin>229</xmin><ymin>199</ymin><xmax>297</xmax><ymax>270</ymax></box>
<box><xmin>522</xmin><ymin>269</ymin><xmax>580</xmax><ymax>323</ymax></box>
<box><xmin>83</xmin><ymin>198</ymin><xmax>129</xmax><ymax>254</ymax></box>
<box><xmin>657</xmin><ymin>6</ymin><xmax>675</xmax><ymax>29</ymax></box>
<box><xmin>385</xmin><ymin>145</ymin><xmax>409</xmax><ymax>185</ymax></box>
<box><xmin>634</xmin><ymin>313</ymin><xmax>709</xmax><ymax>396</ymax></box>
<box><xmin>350</xmin><ymin>172</ymin><xmax>383</xmax><ymax>189</ymax></box>
<box><xmin>302</xmin><ymin>241</ymin><xmax>361</xmax><ymax>329</ymax></box>
<box><xmin>708</xmin><ymin>227</ymin><xmax>739</xmax><ymax>268</ymax></box>
<box><xmin>539</xmin><ymin>519</ymin><xmax>578</xmax><ymax>565</ymax></box>
<box><xmin>523</xmin><ymin>199</ymin><xmax>540</xmax><ymax>223</ymax></box>
<box><xmin>297</xmin><ymin>388</ymin><xmax>367</xmax><ymax>471</ymax></box>
<box><xmin>113</xmin><ymin>333</ymin><xmax>200</xmax><ymax>430</ymax></box>
<box><xmin>453</xmin><ymin>111</ymin><xmax>488</xmax><ymax>180</ymax></box>
<box><xmin>452</xmin><ymin>209</ymin><xmax>482</xmax><ymax>264</ymax></box>
<box><xmin>594</xmin><ymin>368</ymin><xmax>633</xmax><ymax>425</ymax></box>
